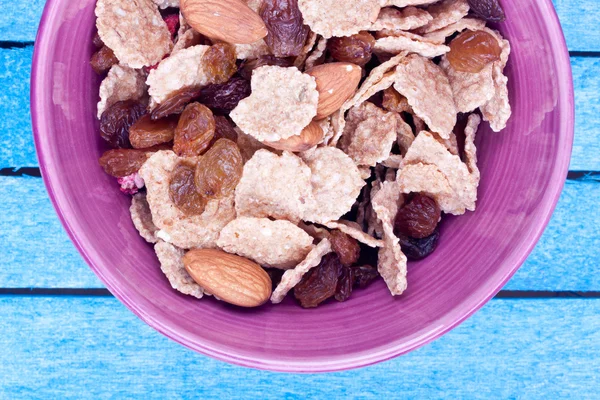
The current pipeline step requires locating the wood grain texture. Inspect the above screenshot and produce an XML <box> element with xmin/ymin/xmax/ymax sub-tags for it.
<box><xmin>0</xmin><ymin>296</ymin><xmax>598</xmax><ymax>398</ymax></box>
<box><xmin>1</xmin><ymin>176</ymin><xmax>598</xmax><ymax>290</ymax></box>
<box><xmin>2</xmin><ymin>46</ymin><xmax>597</xmax><ymax>170</ymax></box>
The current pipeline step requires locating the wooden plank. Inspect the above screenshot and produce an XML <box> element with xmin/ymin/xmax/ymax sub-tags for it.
<box><xmin>0</xmin><ymin>296</ymin><xmax>598</xmax><ymax>397</ymax></box>
<box><xmin>3</xmin><ymin>46</ymin><xmax>598</xmax><ymax>170</ymax></box>
<box><xmin>1</xmin><ymin>176</ymin><xmax>598</xmax><ymax>290</ymax></box>
<box><xmin>0</xmin><ymin>0</ymin><xmax>598</xmax><ymax>52</ymax></box>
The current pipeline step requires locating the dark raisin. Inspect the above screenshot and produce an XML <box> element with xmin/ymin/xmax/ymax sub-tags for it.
<box><xmin>294</xmin><ymin>254</ymin><xmax>342</xmax><ymax>308</ymax></box>
<box><xmin>352</xmin><ymin>265</ymin><xmax>379</xmax><ymax>288</ymax></box>
<box><xmin>212</xmin><ymin>116</ymin><xmax>239</xmax><ymax>145</ymax></box>
<box><xmin>334</xmin><ymin>266</ymin><xmax>354</xmax><ymax>302</ymax></box>
<box><xmin>90</xmin><ymin>46</ymin><xmax>119</xmax><ymax>75</ymax></box>
<box><xmin>260</xmin><ymin>0</ymin><xmax>310</xmax><ymax>57</ymax></box>
<box><xmin>330</xmin><ymin>230</ymin><xmax>361</xmax><ymax>267</ymax></box>
<box><xmin>394</xmin><ymin>194</ymin><xmax>441</xmax><ymax>239</ymax></box>
<box><xmin>151</xmin><ymin>86</ymin><xmax>203</xmax><ymax>120</ymax></box>
<box><xmin>92</xmin><ymin>32</ymin><xmax>104</xmax><ymax>48</ymax></box>
<box><xmin>467</xmin><ymin>0</ymin><xmax>505</xmax><ymax>22</ymax></box>
<box><xmin>398</xmin><ymin>228</ymin><xmax>440</xmax><ymax>261</ymax></box>
<box><xmin>328</xmin><ymin>32</ymin><xmax>375</xmax><ymax>67</ymax></box>
<box><xmin>197</xmin><ymin>76</ymin><xmax>251</xmax><ymax>114</ymax></box>
<box><xmin>239</xmin><ymin>55</ymin><xmax>295</xmax><ymax>80</ymax></box>
<box><xmin>100</xmin><ymin>101</ymin><xmax>147</xmax><ymax>148</ymax></box>
<box><xmin>169</xmin><ymin>160</ymin><xmax>207</xmax><ymax>216</ymax></box>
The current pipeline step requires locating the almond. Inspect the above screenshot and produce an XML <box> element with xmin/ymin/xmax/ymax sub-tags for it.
<box><xmin>183</xmin><ymin>249</ymin><xmax>272</xmax><ymax>307</ymax></box>
<box><xmin>264</xmin><ymin>121</ymin><xmax>324</xmax><ymax>152</ymax></box>
<box><xmin>306</xmin><ymin>62</ymin><xmax>362</xmax><ymax>120</ymax></box>
<box><xmin>181</xmin><ymin>0</ymin><xmax>268</xmax><ymax>45</ymax></box>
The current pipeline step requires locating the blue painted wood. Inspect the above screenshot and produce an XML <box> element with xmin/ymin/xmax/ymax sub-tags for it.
<box><xmin>2</xmin><ymin>46</ymin><xmax>598</xmax><ymax>170</ymax></box>
<box><xmin>0</xmin><ymin>296</ymin><xmax>599</xmax><ymax>398</ymax></box>
<box><xmin>0</xmin><ymin>176</ymin><xmax>598</xmax><ymax>290</ymax></box>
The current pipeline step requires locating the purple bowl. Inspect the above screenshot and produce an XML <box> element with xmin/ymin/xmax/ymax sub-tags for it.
<box><xmin>31</xmin><ymin>0</ymin><xmax>574</xmax><ymax>372</ymax></box>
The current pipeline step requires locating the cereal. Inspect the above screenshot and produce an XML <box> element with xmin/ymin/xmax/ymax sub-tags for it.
<box><xmin>464</xmin><ymin>113</ymin><xmax>481</xmax><ymax>180</ymax></box>
<box><xmin>394</xmin><ymin>114</ymin><xmax>415</xmax><ymax>155</ymax></box>
<box><xmin>381</xmin><ymin>153</ymin><xmax>404</xmax><ymax>169</ymax></box>
<box><xmin>236</xmin><ymin>129</ymin><xmax>272</xmax><ymax>162</ymax></box>
<box><xmin>341</xmin><ymin>102</ymin><xmax>397</xmax><ymax>167</ymax></box>
<box><xmin>172</xmin><ymin>13</ymin><xmax>203</xmax><ymax>54</ymax></box>
<box><xmin>155</xmin><ymin>240</ymin><xmax>206</xmax><ymax>299</ymax></box>
<box><xmin>318</xmin><ymin>116</ymin><xmax>334</xmax><ymax>145</ymax></box>
<box><xmin>481</xmin><ymin>60</ymin><xmax>511</xmax><ymax>132</ymax></box>
<box><xmin>294</xmin><ymin>32</ymin><xmax>319</xmax><ymax>69</ymax></box>
<box><xmin>298</xmin><ymin>0</ymin><xmax>381</xmax><ymax>38</ymax></box>
<box><xmin>416</xmin><ymin>0</ymin><xmax>470</xmax><ymax>34</ymax></box>
<box><xmin>322</xmin><ymin>220</ymin><xmax>384</xmax><ymax>248</ymax></box>
<box><xmin>393</xmin><ymin>54</ymin><xmax>457</xmax><ymax>139</ymax></box>
<box><xmin>95</xmin><ymin>0</ymin><xmax>172</xmax><ymax>69</ymax></box>
<box><xmin>130</xmin><ymin>192</ymin><xmax>158</xmax><ymax>243</ymax></box>
<box><xmin>424</xmin><ymin>18</ymin><xmax>486</xmax><ymax>44</ymax></box>
<box><xmin>396</xmin><ymin>162</ymin><xmax>457</xmax><ymax>211</ymax></box>
<box><xmin>152</xmin><ymin>0</ymin><xmax>179</xmax><ymax>8</ymax></box>
<box><xmin>146</xmin><ymin>45</ymin><xmax>211</xmax><ymax>105</ymax></box>
<box><xmin>304</xmin><ymin>36</ymin><xmax>327</xmax><ymax>71</ymax></box>
<box><xmin>139</xmin><ymin>151</ymin><xmax>236</xmax><ymax>249</ymax></box>
<box><xmin>217</xmin><ymin>217</ymin><xmax>314</xmax><ymax>269</ymax></box>
<box><xmin>235</xmin><ymin>150</ymin><xmax>313</xmax><ymax>222</ymax></box>
<box><xmin>432</xmin><ymin>131</ymin><xmax>459</xmax><ymax>156</ymax></box>
<box><xmin>370</xmin><ymin>7</ymin><xmax>433</xmax><ymax>32</ymax></box>
<box><xmin>440</xmin><ymin>57</ymin><xmax>495</xmax><ymax>113</ymax></box>
<box><xmin>382</xmin><ymin>0</ymin><xmax>438</xmax><ymax>6</ymax></box>
<box><xmin>298</xmin><ymin>221</ymin><xmax>331</xmax><ymax>240</ymax></box>
<box><xmin>234</xmin><ymin>40</ymin><xmax>272</xmax><ymax>60</ymax></box>
<box><xmin>271</xmin><ymin>238</ymin><xmax>332</xmax><ymax>303</ymax></box>
<box><xmin>301</xmin><ymin>147</ymin><xmax>365</xmax><ymax>224</ymax></box>
<box><xmin>374</xmin><ymin>32</ymin><xmax>450</xmax><ymax>58</ymax></box>
<box><xmin>230</xmin><ymin>66</ymin><xmax>319</xmax><ymax>142</ymax></box>
<box><xmin>97</xmin><ymin>65</ymin><xmax>147</xmax><ymax>119</ymax></box>
<box><xmin>371</xmin><ymin>180</ymin><xmax>407</xmax><ymax>295</ymax></box>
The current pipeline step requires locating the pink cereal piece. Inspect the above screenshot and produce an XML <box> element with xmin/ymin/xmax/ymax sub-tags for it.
<box><xmin>217</xmin><ymin>217</ymin><xmax>314</xmax><ymax>269</ymax></box>
<box><xmin>271</xmin><ymin>238</ymin><xmax>332</xmax><ymax>303</ymax></box>
<box><xmin>370</xmin><ymin>7</ymin><xmax>433</xmax><ymax>32</ymax></box>
<box><xmin>139</xmin><ymin>151</ymin><xmax>236</xmax><ymax>249</ymax></box>
<box><xmin>393</xmin><ymin>54</ymin><xmax>457</xmax><ymax>139</ymax></box>
<box><xmin>374</xmin><ymin>32</ymin><xmax>450</xmax><ymax>58</ymax></box>
<box><xmin>424</xmin><ymin>17</ymin><xmax>486</xmax><ymax>44</ymax></box>
<box><xmin>155</xmin><ymin>240</ymin><xmax>206</xmax><ymax>299</ymax></box>
<box><xmin>97</xmin><ymin>64</ymin><xmax>147</xmax><ymax>119</ymax></box>
<box><xmin>130</xmin><ymin>192</ymin><xmax>158</xmax><ymax>243</ymax></box>
<box><xmin>118</xmin><ymin>172</ymin><xmax>145</xmax><ymax>195</ymax></box>
<box><xmin>322</xmin><ymin>220</ymin><xmax>384</xmax><ymax>248</ymax></box>
<box><xmin>95</xmin><ymin>0</ymin><xmax>172</xmax><ymax>68</ymax></box>
<box><xmin>416</xmin><ymin>0</ymin><xmax>470</xmax><ymax>34</ymax></box>
<box><xmin>340</xmin><ymin>102</ymin><xmax>397</xmax><ymax>167</ymax></box>
<box><xmin>298</xmin><ymin>0</ymin><xmax>381</xmax><ymax>38</ymax></box>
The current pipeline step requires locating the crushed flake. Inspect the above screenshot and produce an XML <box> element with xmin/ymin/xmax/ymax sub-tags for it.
<box><xmin>155</xmin><ymin>240</ymin><xmax>205</xmax><ymax>299</ymax></box>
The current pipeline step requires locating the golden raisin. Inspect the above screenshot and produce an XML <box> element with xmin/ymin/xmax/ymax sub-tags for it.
<box><xmin>129</xmin><ymin>114</ymin><xmax>178</xmax><ymax>149</ymax></box>
<box><xmin>99</xmin><ymin>149</ymin><xmax>148</xmax><ymax>177</ymax></box>
<box><xmin>173</xmin><ymin>103</ymin><xmax>215</xmax><ymax>157</ymax></box>
<box><xmin>194</xmin><ymin>139</ymin><xmax>243</xmax><ymax>199</ymax></box>
<box><xmin>169</xmin><ymin>160</ymin><xmax>207</xmax><ymax>216</ymax></box>
<box><xmin>447</xmin><ymin>30</ymin><xmax>502</xmax><ymax>73</ymax></box>
<box><xmin>201</xmin><ymin>43</ymin><xmax>237</xmax><ymax>85</ymax></box>
<box><xmin>328</xmin><ymin>32</ymin><xmax>375</xmax><ymax>67</ymax></box>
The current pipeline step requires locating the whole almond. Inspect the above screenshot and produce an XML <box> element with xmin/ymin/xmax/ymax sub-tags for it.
<box><xmin>181</xmin><ymin>0</ymin><xmax>268</xmax><ymax>45</ymax></box>
<box><xmin>183</xmin><ymin>249</ymin><xmax>272</xmax><ymax>307</ymax></box>
<box><xmin>264</xmin><ymin>121</ymin><xmax>324</xmax><ymax>152</ymax></box>
<box><xmin>306</xmin><ymin>62</ymin><xmax>362</xmax><ymax>120</ymax></box>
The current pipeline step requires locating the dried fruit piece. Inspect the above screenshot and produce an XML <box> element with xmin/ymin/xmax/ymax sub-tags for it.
<box><xmin>306</xmin><ymin>62</ymin><xmax>362</xmax><ymax>119</ymax></box>
<box><xmin>352</xmin><ymin>264</ymin><xmax>379</xmax><ymax>288</ymax></box>
<box><xmin>151</xmin><ymin>86</ymin><xmax>202</xmax><ymax>120</ymax></box>
<box><xmin>197</xmin><ymin>76</ymin><xmax>251</xmax><ymax>114</ymax></box>
<box><xmin>327</xmin><ymin>31</ymin><xmax>375</xmax><ymax>67</ymax></box>
<box><xmin>169</xmin><ymin>159</ymin><xmax>207</xmax><ymax>216</ymax></box>
<box><xmin>447</xmin><ymin>30</ymin><xmax>501</xmax><ymax>73</ymax></box>
<box><xmin>239</xmin><ymin>55</ymin><xmax>295</xmax><ymax>80</ymax></box>
<box><xmin>330</xmin><ymin>230</ymin><xmax>361</xmax><ymax>267</ymax></box>
<box><xmin>195</xmin><ymin>139</ymin><xmax>244</xmax><ymax>199</ymax></box>
<box><xmin>90</xmin><ymin>46</ymin><xmax>118</xmax><ymax>75</ymax></box>
<box><xmin>293</xmin><ymin>253</ymin><xmax>341</xmax><ymax>308</ymax></box>
<box><xmin>200</xmin><ymin>43</ymin><xmax>238</xmax><ymax>85</ymax></box>
<box><xmin>334</xmin><ymin>266</ymin><xmax>354</xmax><ymax>302</ymax></box>
<box><xmin>99</xmin><ymin>149</ymin><xmax>149</xmax><ymax>177</ymax></box>
<box><xmin>173</xmin><ymin>102</ymin><xmax>216</xmax><ymax>157</ymax></box>
<box><xmin>100</xmin><ymin>100</ymin><xmax>147</xmax><ymax>148</ymax></box>
<box><xmin>97</xmin><ymin>65</ymin><xmax>147</xmax><ymax>119</ymax></box>
<box><xmin>260</xmin><ymin>0</ymin><xmax>310</xmax><ymax>57</ymax></box>
<box><xmin>468</xmin><ymin>0</ymin><xmax>505</xmax><ymax>22</ymax></box>
<box><xmin>212</xmin><ymin>116</ymin><xmax>239</xmax><ymax>144</ymax></box>
<box><xmin>398</xmin><ymin>228</ymin><xmax>440</xmax><ymax>260</ymax></box>
<box><xmin>297</xmin><ymin>0</ymin><xmax>381</xmax><ymax>38</ymax></box>
<box><xmin>162</xmin><ymin>13</ymin><xmax>181</xmax><ymax>40</ymax></box>
<box><xmin>92</xmin><ymin>31</ymin><xmax>104</xmax><ymax>48</ymax></box>
<box><xmin>394</xmin><ymin>193</ymin><xmax>440</xmax><ymax>239</ymax></box>
<box><xmin>129</xmin><ymin>114</ymin><xmax>178</xmax><ymax>149</ymax></box>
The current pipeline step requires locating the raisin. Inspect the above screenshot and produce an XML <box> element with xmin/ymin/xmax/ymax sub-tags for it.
<box><xmin>330</xmin><ymin>230</ymin><xmax>361</xmax><ymax>267</ymax></box>
<box><xmin>151</xmin><ymin>86</ymin><xmax>203</xmax><ymax>120</ymax></box>
<box><xmin>162</xmin><ymin>13</ymin><xmax>180</xmax><ymax>40</ymax></box>
<box><xmin>173</xmin><ymin>103</ymin><xmax>215</xmax><ymax>157</ymax></box>
<box><xmin>197</xmin><ymin>76</ymin><xmax>251</xmax><ymax>114</ymax></box>
<box><xmin>447</xmin><ymin>30</ymin><xmax>502</xmax><ymax>73</ymax></box>
<box><xmin>92</xmin><ymin>32</ymin><xmax>104</xmax><ymax>48</ymax></box>
<box><xmin>194</xmin><ymin>139</ymin><xmax>243</xmax><ymax>199</ymax></box>
<box><xmin>334</xmin><ymin>266</ymin><xmax>354</xmax><ymax>302</ymax></box>
<box><xmin>239</xmin><ymin>55</ymin><xmax>295</xmax><ymax>80</ymax></box>
<box><xmin>99</xmin><ymin>149</ymin><xmax>149</xmax><ymax>177</ymax></box>
<box><xmin>90</xmin><ymin>46</ymin><xmax>119</xmax><ymax>75</ymax></box>
<box><xmin>201</xmin><ymin>43</ymin><xmax>237</xmax><ymax>85</ymax></box>
<box><xmin>212</xmin><ymin>116</ymin><xmax>239</xmax><ymax>145</ymax></box>
<box><xmin>398</xmin><ymin>228</ymin><xmax>440</xmax><ymax>261</ymax></box>
<box><xmin>129</xmin><ymin>114</ymin><xmax>178</xmax><ymax>149</ymax></box>
<box><xmin>260</xmin><ymin>0</ymin><xmax>309</xmax><ymax>57</ymax></box>
<box><xmin>394</xmin><ymin>194</ymin><xmax>441</xmax><ymax>239</ymax></box>
<box><xmin>382</xmin><ymin>87</ymin><xmax>409</xmax><ymax>113</ymax></box>
<box><xmin>169</xmin><ymin>160</ymin><xmax>207</xmax><ymax>216</ymax></box>
<box><xmin>352</xmin><ymin>264</ymin><xmax>379</xmax><ymax>288</ymax></box>
<box><xmin>294</xmin><ymin>254</ymin><xmax>342</xmax><ymax>308</ymax></box>
<box><xmin>100</xmin><ymin>100</ymin><xmax>146</xmax><ymax>148</ymax></box>
<box><xmin>328</xmin><ymin>31</ymin><xmax>375</xmax><ymax>67</ymax></box>
<box><xmin>467</xmin><ymin>0</ymin><xmax>505</xmax><ymax>22</ymax></box>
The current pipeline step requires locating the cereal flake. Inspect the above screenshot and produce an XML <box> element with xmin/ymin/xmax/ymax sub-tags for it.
<box><xmin>323</xmin><ymin>220</ymin><xmax>384</xmax><ymax>248</ymax></box>
<box><xmin>440</xmin><ymin>56</ymin><xmax>495</xmax><ymax>113</ymax></box>
<box><xmin>155</xmin><ymin>240</ymin><xmax>205</xmax><ymax>299</ymax></box>
<box><xmin>416</xmin><ymin>0</ymin><xmax>470</xmax><ymax>34</ymax></box>
<box><xmin>130</xmin><ymin>192</ymin><xmax>158</xmax><ymax>243</ymax></box>
<box><xmin>370</xmin><ymin>7</ymin><xmax>433</xmax><ymax>32</ymax></box>
<box><xmin>383</xmin><ymin>0</ymin><xmax>438</xmax><ymax>6</ymax></box>
<box><xmin>294</xmin><ymin>32</ymin><xmax>319</xmax><ymax>69</ymax></box>
<box><xmin>97</xmin><ymin>65</ymin><xmax>146</xmax><ymax>119</ymax></box>
<box><xmin>152</xmin><ymin>0</ymin><xmax>179</xmax><ymax>8</ymax></box>
<box><xmin>424</xmin><ymin>17</ymin><xmax>486</xmax><ymax>44</ymax></box>
<box><xmin>374</xmin><ymin>32</ymin><xmax>450</xmax><ymax>58</ymax></box>
<box><xmin>298</xmin><ymin>0</ymin><xmax>381</xmax><ymax>38</ymax></box>
<box><xmin>304</xmin><ymin>36</ymin><xmax>327</xmax><ymax>71</ymax></box>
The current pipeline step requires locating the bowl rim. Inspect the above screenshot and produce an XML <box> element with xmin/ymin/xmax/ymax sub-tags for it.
<box><xmin>31</xmin><ymin>0</ymin><xmax>574</xmax><ymax>372</ymax></box>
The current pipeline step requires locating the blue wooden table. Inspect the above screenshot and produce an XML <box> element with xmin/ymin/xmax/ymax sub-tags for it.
<box><xmin>1</xmin><ymin>0</ymin><xmax>599</xmax><ymax>397</ymax></box>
